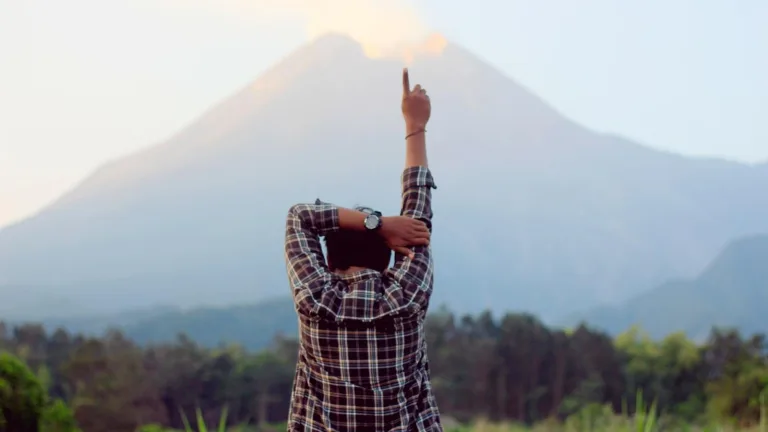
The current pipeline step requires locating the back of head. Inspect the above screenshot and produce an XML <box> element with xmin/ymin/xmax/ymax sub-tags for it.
<box><xmin>324</xmin><ymin>206</ymin><xmax>392</xmax><ymax>273</ymax></box>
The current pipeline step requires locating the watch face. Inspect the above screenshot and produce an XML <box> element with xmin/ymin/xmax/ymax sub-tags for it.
<box><xmin>364</xmin><ymin>214</ymin><xmax>380</xmax><ymax>230</ymax></box>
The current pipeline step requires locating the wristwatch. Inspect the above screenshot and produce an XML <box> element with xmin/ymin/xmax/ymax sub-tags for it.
<box><xmin>363</xmin><ymin>210</ymin><xmax>383</xmax><ymax>231</ymax></box>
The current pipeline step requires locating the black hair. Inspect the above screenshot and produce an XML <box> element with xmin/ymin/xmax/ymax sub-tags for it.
<box><xmin>323</xmin><ymin>206</ymin><xmax>391</xmax><ymax>273</ymax></box>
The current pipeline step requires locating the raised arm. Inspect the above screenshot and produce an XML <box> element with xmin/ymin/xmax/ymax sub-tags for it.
<box><xmin>376</xmin><ymin>68</ymin><xmax>437</xmax><ymax>316</ymax></box>
<box><xmin>284</xmin><ymin>69</ymin><xmax>435</xmax><ymax>322</ymax></box>
<box><xmin>402</xmin><ymin>67</ymin><xmax>429</xmax><ymax>170</ymax></box>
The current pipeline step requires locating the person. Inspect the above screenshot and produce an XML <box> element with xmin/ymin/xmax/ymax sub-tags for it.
<box><xmin>284</xmin><ymin>68</ymin><xmax>442</xmax><ymax>431</ymax></box>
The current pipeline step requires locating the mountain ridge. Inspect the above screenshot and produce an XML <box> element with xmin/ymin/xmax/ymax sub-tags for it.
<box><xmin>2</xmin><ymin>33</ymin><xmax>768</xmax><ymax>321</ymax></box>
<box><xmin>570</xmin><ymin>234</ymin><xmax>768</xmax><ymax>339</ymax></box>
<box><xmin>21</xmin><ymin>235</ymin><xmax>768</xmax><ymax>348</ymax></box>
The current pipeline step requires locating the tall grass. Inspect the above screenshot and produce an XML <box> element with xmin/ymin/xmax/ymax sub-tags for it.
<box><xmin>445</xmin><ymin>389</ymin><xmax>768</xmax><ymax>432</ymax></box>
<box><xmin>140</xmin><ymin>391</ymin><xmax>768</xmax><ymax>431</ymax></box>
<box><xmin>179</xmin><ymin>406</ymin><xmax>228</xmax><ymax>432</ymax></box>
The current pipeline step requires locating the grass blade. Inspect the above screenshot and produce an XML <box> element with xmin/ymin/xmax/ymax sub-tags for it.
<box><xmin>218</xmin><ymin>406</ymin><xmax>229</xmax><ymax>432</ymax></box>
<box><xmin>196</xmin><ymin>406</ymin><xmax>208</xmax><ymax>432</ymax></box>
<box><xmin>179</xmin><ymin>408</ymin><xmax>192</xmax><ymax>432</ymax></box>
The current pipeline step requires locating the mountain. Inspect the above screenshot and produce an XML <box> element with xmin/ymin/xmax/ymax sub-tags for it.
<box><xmin>119</xmin><ymin>297</ymin><xmax>297</xmax><ymax>349</ymax></box>
<box><xmin>24</xmin><ymin>238</ymin><xmax>768</xmax><ymax>349</ymax></box>
<box><xmin>8</xmin><ymin>298</ymin><xmax>296</xmax><ymax>351</ymax></box>
<box><xmin>2</xmin><ymin>33</ymin><xmax>768</xmax><ymax>322</ymax></box>
<box><xmin>18</xmin><ymin>305</ymin><xmax>182</xmax><ymax>336</ymax></box>
<box><xmin>570</xmin><ymin>235</ymin><xmax>768</xmax><ymax>339</ymax></box>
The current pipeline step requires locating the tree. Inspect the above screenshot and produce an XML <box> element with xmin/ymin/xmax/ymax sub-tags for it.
<box><xmin>2</xmin><ymin>307</ymin><xmax>768</xmax><ymax>429</ymax></box>
<box><xmin>704</xmin><ymin>329</ymin><xmax>768</xmax><ymax>424</ymax></box>
<box><xmin>39</xmin><ymin>399</ymin><xmax>80</xmax><ymax>432</ymax></box>
<box><xmin>60</xmin><ymin>331</ymin><xmax>166</xmax><ymax>432</ymax></box>
<box><xmin>0</xmin><ymin>352</ymin><xmax>46</xmax><ymax>432</ymax></box>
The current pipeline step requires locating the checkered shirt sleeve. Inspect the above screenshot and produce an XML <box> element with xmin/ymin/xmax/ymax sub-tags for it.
<box><xmin>284</xmin><ymin>166</ymin><xmax>437</xmax><ymax>323</ymax></box>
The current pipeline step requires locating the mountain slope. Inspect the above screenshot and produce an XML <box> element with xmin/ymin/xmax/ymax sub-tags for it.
<box><xmin>13</xmin><ymin>299</ymin><xmax>297</xmax><ymax>351</ymax></box>
<box><xmin>121</xmin><ymin>298</ymin><xmax>298</xmax><ymax>350</ymax></box>
<box><xmin>2</xmin><ymin>33</ymin><xmax>768</xmax><ymax>321</ymax></box>
<box><xmin>39</xmin><ymin>229</ymin><xmax>768</xmax><ymax>348</ymax></box>
<box><xmin>571</xmin><ymin>235</ymin><xmax>768</xmax><ymax>339</ymax></box>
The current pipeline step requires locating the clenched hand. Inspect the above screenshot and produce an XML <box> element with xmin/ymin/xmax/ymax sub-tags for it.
<box><xmin>380</xmin><ymin>216</ymin><xmax>430</xmax><ymax>258</ymax></box>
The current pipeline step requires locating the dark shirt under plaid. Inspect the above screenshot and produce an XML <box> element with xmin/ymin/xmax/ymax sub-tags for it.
<box><xmin>284</xmin><ymin>166</ymin><xmax>442</xmax><ymax>431</ymax></box>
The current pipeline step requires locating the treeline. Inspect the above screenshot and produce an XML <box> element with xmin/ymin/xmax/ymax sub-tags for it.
<box><xmin>0</xmin><ymin>310</ymin><xmax>767</xmax><ymax>432</ymax></box>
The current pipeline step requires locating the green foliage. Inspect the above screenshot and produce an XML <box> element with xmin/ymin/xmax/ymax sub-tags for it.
<box><xmin>557</xmin><ymin>392</ymin><xmax>660</xmax><ymax>432</ymax></box>
<box><xmin>40</xmin><ymin>399</ymin><xmax>80</xmax><ymax>432</ymax></box>
<box><xmin>0</xmin><ymin>352</ymin><xmax>79</xmax><ymax>432</ymax></box>
<box><xmin>136</xmin><ymin>425</ymin><xmax>176</xmax><ymax>432</ymax></box>
<box><xmin>179</xmin><ymin>406</ymin><xmax>228</xmax><ymax>432</ymax></box>
<box><xmin>1</xmin><ymin>307</ymin><xmax>768</xmax><ymax>431</ymax></box>
<box><xmin>0</xmin><ymin>352</ymin><xmax>46</xmax><ymax>431</ymax></box>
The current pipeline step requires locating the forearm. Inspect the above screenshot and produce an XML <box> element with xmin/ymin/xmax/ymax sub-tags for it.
<box><xmin>285</xmin><ymin>203</ymin><xmax>348</xmax><ymax>321</ymax></box>
<box><xmin>285</xmin><ymin>204</ymin><xmax>335</xmax><ymax>298</ymax></box>
<box><xmin>405</xmin><ymin>129</ymin><xmax>428</xmax><ymax>168</ymax></box>
<box><xmin>284</xmin><ymin>203</ymin><xmax>364</xmax><ymax>285</ymax></box>
<box><xmin>338</xmin><ymin>207</ymin><xmax>368</xmax><ymax>232</ymax></box>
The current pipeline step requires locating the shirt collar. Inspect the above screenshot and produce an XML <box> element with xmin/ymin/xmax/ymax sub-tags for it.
<box><xmin>338</xmin><ymin>268</ymin><xmax>381</xmax><ymax>284</ymax></box>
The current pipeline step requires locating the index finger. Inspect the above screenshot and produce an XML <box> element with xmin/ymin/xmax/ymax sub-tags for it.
<box><xmin>402</xmin><ymin>68</ymin><xmax>410</xmax><ymax>96</ymax></box>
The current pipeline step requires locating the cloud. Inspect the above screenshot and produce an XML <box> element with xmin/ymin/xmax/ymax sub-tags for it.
<box><xmin>163</xmin><ymin>0</ymin><xmax>440</xmax><ymax>59</ymax></box>
<box><xmin>282</xmin><ymin>0</ymin><xmax>428</xmax><ymax>53</ymax></box>
<box><xmin>265</xmin><ymin>0</ymin><xmax>450</xmax><ymax>61</ymax></box>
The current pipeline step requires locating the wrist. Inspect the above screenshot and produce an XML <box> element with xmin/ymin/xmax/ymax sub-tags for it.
<box><xmin>377</xmin><ymin>216</ymin><xmax>395</xmax><ymax>237</ymax></box>
<box><xmin>405</xmin><ymin>122</ymin><xmax>426</xmax><ymax>135</ymax></box>
<box><xmin>364</xmin><ymin>210</ymin><xmax>383</xmax><ymax>231</ymax></box>
<box><xmin>338</xmin><ymin>208</ymin><xmax>368</xmax><ymax>232</ymax></box>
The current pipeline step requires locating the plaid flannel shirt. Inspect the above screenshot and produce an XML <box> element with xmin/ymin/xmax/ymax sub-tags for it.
<box><xmin>284</xmin><ymin>166</ymin><xmax>442</xmax><ymax>431</ymax></box>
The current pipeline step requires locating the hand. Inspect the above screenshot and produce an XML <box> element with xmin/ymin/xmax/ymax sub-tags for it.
<box><xmin>401</xmin><ymin>68</ymin><xmax>431</xmax><ymax>134</ymax></box>
<box><xmin>379</xmin><ymin>216</ymin><xmax>430</xmax><ymax>258</ymax></box>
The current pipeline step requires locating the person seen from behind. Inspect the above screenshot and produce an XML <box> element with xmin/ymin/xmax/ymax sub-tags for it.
<box><xmin>284</xmin><ymin>68</ymin><xmax>442</xmax><ymax>431</ymax></box>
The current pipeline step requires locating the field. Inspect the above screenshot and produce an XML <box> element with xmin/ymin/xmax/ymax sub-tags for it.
<box><xmin>139</xmin><ymin>395</ymin><xmax>768</xmax><ymax>431</ymax></box>
<box><xmin>3</xmin><ymin>312</ymin><xmax>767</xmax><ymax>431</ymax></box>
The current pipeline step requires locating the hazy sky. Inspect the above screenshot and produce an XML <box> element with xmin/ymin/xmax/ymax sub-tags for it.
<box><xmin>1</xmin><ymin>0</ymin><xmax>766</xmax><ymax>228</ymax></box>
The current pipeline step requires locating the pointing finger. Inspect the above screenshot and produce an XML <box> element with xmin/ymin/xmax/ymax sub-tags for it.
<box><xmin>402</xmin><ymin>68</ymin><xmax>411</xmax><ymax>96</ymax></box>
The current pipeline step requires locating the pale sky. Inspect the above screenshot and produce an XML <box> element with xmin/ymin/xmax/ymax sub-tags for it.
<box><xmin>1</xmin><ymin>0</ymin><xmax>766</xmax><ymax>229</ymax></box>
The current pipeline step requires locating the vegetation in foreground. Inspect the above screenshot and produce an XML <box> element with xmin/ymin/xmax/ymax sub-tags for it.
<box><xmin>1</xmin><ymin>308</ymin><xmax>767</xmax><ymax>431</ymax></box>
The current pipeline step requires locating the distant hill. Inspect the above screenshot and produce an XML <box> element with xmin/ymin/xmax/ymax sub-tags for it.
<box><xmin>23</xmin><ymin>297</ymin><xmax>297</xmax><ymax>351</ymax></box>
<box><xmin>19</xmin><ymin>236</ymin><xmax>768</xmax><ymax>347</ymax></box>
<box><xmin>2</xmin><ymin>33</ymin><xmax>768</xmax><ymax>321</ymax></box>
<box><xmin>121</xmin><ymin>297</ymin><xmax>298</xmax><ymax>350</ymax></box>
<box><xmin>569</xmin><ymin>235</ymin><xmax>768</xmax><ymax>339</ymax></box>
